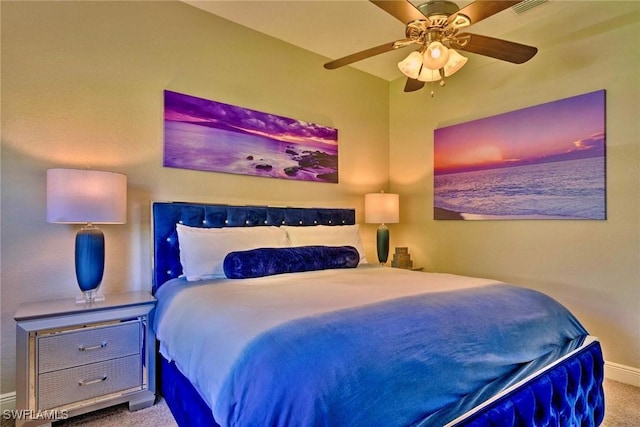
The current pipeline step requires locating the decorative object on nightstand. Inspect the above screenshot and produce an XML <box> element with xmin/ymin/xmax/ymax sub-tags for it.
<box><xmin>47</xmin><ymin>168</ymin><xmax>127</xmax><ymax>303</ymax></box>
<box><xmin>14</xmin><ymin>292</ymin><xmax>156</xmax><ymax>427</ymax></box>
<box><xmin>391</xmin><ymin>247</ymin><xmax>414</xmax><ymax>269</ymax></box>
<box><xmin>365</xmin><ymin>191</ymin><xmax>399</xmax><ymax>265</ymax></box>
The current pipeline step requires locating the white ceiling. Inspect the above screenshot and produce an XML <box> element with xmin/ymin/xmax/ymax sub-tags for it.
<box><xmin>182</xmin><ymin>0</ymin><xmax>636</xmax><ymax>81</ymax></box>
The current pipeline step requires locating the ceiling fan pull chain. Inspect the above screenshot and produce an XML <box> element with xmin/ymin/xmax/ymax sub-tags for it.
<box><xmin>431</xmin><ymin>68</ymin><xmax>446</xmax><ymax>97</ymax></box>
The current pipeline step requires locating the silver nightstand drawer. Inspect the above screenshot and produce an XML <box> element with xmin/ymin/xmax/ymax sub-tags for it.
<box><xmin>38</xmin><ymin>321</ymin><xmax>140</xmax><ymax>373</ymax></box>
<box><xmin>38</xmin><ymin>354</ymin><xmax>142</xmax><ymax>410</ymax></box>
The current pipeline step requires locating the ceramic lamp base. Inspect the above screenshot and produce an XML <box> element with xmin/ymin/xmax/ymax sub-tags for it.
<box><xmin>376</xmin><ymin>224</ymin><xmax>390</xmax><ymax>264</ymax></box>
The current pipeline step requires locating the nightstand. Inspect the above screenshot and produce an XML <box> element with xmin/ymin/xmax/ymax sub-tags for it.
<box><xmin>14</xmin><ymin>291</ymin><xmax>156</xmax><ymax>427</ymax></box>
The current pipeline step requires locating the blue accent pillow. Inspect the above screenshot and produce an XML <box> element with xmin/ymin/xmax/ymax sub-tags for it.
<box><xmin>223</xmin><ymin>245</ymin><xmax>359</xmax><ymax>279</ymax></box>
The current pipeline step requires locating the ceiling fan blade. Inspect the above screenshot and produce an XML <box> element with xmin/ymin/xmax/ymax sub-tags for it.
<box><xmin>451</xmin><ymin>33</ymin><xmax>538</xmax><ymax>64</ymax></box>
<box><xmin>447</xmin><ymin>0</ymin><xmax>521</xmax><ymax>27</ymax></box>
<box><xmin>324</xmin><ymin>40</ymin><xmax>407</xmax><ymax>69</ymax></box>
<box><xmin>404</xmin><ymin>78</ymin><xmax>425</xmax><ymax>92</ymax></box>
<box><xmin>370</xmin><ymin>0</ymin><xmax>426</xmax><ymax>24</ymax></box>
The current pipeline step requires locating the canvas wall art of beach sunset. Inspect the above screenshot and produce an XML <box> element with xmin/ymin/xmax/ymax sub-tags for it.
<box><xmin>163</xmin><ymin>90</ymin><xmax>339</xmax><ymax>183</ymax></box>
<box><xmin>434</xmin><ymin>90</ymin><xmax>606</xmax><ymax>220</ymax></box>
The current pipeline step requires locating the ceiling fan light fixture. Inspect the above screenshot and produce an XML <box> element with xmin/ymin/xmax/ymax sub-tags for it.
<box><xmin>423</xmin><ymin>41</ymin><xmax>450</xmax><ymax>70</ymax></box>
<box><xmin>398</xmin><ymin>51</ymin><xmax>423</xmax><ymax>79</ymax></box>
<box><xmin>443</xmin><ymin>49</ymin><xmax>468</xmax><ymax>77</ymax></box>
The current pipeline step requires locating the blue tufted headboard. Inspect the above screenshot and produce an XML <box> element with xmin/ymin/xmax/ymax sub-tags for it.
<box><xmin>152</xmin><ymin>201</ymin><xmax>356</xmax><ymax>293</ymax></box>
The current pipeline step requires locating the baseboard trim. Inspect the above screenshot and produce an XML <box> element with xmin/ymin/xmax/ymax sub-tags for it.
<box><xmin>0</xmin><ymin>391</ymin><xmax>16</xmax><ymax>412</ymax></box>
<box><xmin>605</xmin><ymin>360</ymin><xmax>640</xmax><ymax>387</ymax></box>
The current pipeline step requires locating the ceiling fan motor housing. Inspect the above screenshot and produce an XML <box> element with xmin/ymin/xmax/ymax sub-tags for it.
<box><xmin>408</xmin><ymin>1</ymin><xmax>467</xmax><ymax>47</ymax></box>
<box><xmin>417</xmin><ymin>1</ymin><xmax>460</xmax><ymax>20</ymax></box>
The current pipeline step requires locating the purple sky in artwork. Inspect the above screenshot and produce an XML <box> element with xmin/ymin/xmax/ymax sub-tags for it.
<box><xmin>164</xmin><ymin>90</ymin><xmax>337</xmax><ymax>149</ymax></box>
<box><xmin>434</xmin><ymin>90</ymin><xmax>605</xmax><ymax>175</ymax></box>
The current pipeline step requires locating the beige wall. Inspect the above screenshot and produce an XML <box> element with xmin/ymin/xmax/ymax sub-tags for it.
<box><xmin>0</xmin><ymin>1</ymin><xmax>389</xmax><ymax>393</ymax></box>
<box><xmin>389</xmin><ymin>2</ymin><xmax>639</xmax><ymax>371</ymax></box>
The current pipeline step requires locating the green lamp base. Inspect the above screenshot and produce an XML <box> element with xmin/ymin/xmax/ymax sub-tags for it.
<box><xmin>376</xmin><ymin>224</ymin><xmax>389</xmax><ymax>264</ymax></box>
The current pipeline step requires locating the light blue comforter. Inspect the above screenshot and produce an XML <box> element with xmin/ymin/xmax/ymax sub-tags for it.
<box><xmin>154</xmin><ymin>268</ymin><xmax>586</xmax><ymax>426</ymax></box>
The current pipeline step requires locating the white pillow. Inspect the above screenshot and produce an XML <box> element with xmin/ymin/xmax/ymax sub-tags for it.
<box><xmin>176</xmin><ymin>224</ymin><xmax>290</xmax><ymax>281</ymax></box>
<box><xmin>282</xmin><ymin>224</ymin><xmax>368</xmax><ymax>264</ymax></box>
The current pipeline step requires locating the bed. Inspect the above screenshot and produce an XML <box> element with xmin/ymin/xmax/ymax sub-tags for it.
<box><xmin>151</xmin><ymin>201</ymin><xmax>605</xmax><ymax>426</ymax></box>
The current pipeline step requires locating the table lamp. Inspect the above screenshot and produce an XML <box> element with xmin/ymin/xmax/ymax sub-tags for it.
<box><xmin>47</xmin><ymin>168</ymin><xmax>127</xmax><ymax>303</ymax></box>
<box><xmin>365</xmin><ymin>191</ymin><xmax>399</xmax><ymax>265</ymax></box>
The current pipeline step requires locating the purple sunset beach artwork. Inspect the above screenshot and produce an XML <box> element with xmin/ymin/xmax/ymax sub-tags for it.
<box><xmin>434</xmin><ymin>90</ymin><xmax>606</xmax><ymax>220</ymax></box>
<box><xmin>163</xmin><ymin>90</ymin><xmax>339</xmax><ymax>183</ymax></box>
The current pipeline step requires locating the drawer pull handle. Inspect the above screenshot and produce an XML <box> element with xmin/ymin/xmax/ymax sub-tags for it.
<box><xmin>78</xmin><ymin>342</ymin><xmax>107</xmax><ymax>352</ymax></box>
<box><xmin>78</xmin><ymin>375</ymin><xmax>107</xmax><ymax>386</ymax></box>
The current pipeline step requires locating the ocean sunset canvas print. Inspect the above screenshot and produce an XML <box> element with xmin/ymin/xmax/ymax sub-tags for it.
<box><xmin>434</xmin><ymin>90</ymin><xmax>606</xmax><ymax>220</ymax></box>
<box><xmin>164</xmin><ymin>91</ymin><xmax>339</xmax><ymax>183</ymax></box>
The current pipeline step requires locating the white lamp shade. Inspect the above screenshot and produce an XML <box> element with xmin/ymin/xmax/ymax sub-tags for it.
<box><xmin>47</xmin><ymin>169</ymin><xmax>127</xmax><ymax>224</ymax></box>
<box><xmin>365</xmin><ymin>193</ymin><xmax>399</xmax><ymax>224</ymax></box>
<box><xmin>418</xmin><ymin>67</ymin><xmax>442</xmax><ymax>82</ymax></box>
<box><xmin>443</xmin><ymin>49</ymin><xmax>468</xmax><ymax>77</ymax></box>
<box><xmin>398</xmin><ymin>51</ymin><xmax>423</xmax><ymax>79</ymax></box>
<box><xmin>423</xmin><ymin>42</ymin><xmax>450</xmax><ymax>70</ymax></box>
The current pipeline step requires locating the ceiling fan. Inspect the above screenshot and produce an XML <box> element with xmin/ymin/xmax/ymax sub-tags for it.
<box><xmin>324</xmin><ymin>0</ymin><xmax>538</xmax><ymax>94</ymax></box>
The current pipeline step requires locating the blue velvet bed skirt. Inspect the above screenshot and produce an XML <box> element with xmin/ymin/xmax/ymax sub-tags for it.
<box><xmin>159</xmin><ymin>355</ymin><xmax>219</xmax><ymax>427</ymax></box>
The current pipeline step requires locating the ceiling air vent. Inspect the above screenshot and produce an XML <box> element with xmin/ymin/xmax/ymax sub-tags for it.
<box><xmin>512</xmin><ymin>0</ymin><xmax>548</xmax><ymax>14</ymax></box>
